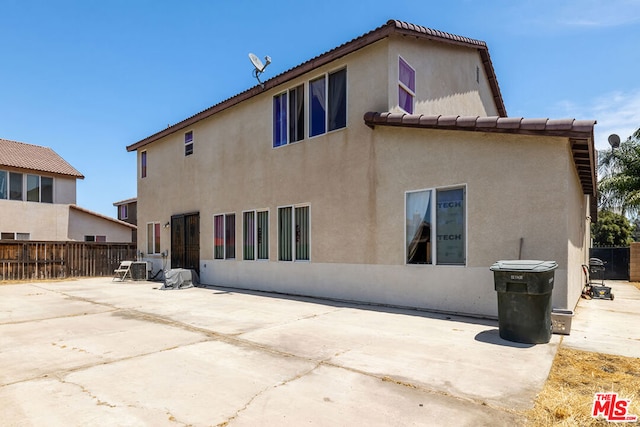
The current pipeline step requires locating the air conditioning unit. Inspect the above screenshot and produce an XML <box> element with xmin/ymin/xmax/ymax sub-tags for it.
<box><xmin>131</xmin><ymin>262</ymin><xmax>149</xmax><ymax>281</ymax></box>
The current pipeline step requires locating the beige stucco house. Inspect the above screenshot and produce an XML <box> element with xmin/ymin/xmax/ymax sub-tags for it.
<box><xmin>0</xmin><ymin>138</ymin><xmax>136</xmax><ymax>242</ymax></box>
<box><xmin>127</xmin><ymin>20</ymin><xmax>596</xmax><ymax>318</ymax></box>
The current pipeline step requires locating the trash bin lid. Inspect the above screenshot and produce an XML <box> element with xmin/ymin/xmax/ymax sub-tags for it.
<box><xmin>490</xmin><ymin>260</ymin><xmax>558</xmax><ymax>272</ymax></box>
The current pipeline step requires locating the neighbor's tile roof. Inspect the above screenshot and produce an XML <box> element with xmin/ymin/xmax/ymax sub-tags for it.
<box><xmin>363</xmin><ymin>112</ymin><xmax>597</xmax><ymax>197</ymax></box>
<box><xmin>0</xmin><ymin>138</ymin><xmax>84</xmax><ymax>178</ymax></box>
<box><xmin>127</xmin><ymin>19</ymin><xmax>506</xmax><ymax>152</ymax></box>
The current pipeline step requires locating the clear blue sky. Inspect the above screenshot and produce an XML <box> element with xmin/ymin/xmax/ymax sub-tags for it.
<box><xmin>1</xmin><ymin>0</ymin><xmax>639</xmax><ymax>217</ymax></box>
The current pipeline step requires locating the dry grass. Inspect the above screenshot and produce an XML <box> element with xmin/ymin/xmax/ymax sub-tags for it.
<box><xmin>526</xmin><ymin>346</ymin><xmax>640</xmax><ymax>426</ymax></box>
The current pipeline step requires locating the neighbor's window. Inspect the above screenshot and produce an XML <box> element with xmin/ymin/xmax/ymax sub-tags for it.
<box><xmin>273</xmin><ymin>84</ymin><xmax>305</xmax><ymax>148</ymax></box>
<box><xmin>146</xmin><ymin>222</ymin><xmax>161</xmax><ymax>254</ymax></box>
<box><xmin>185</xmin><ymin>131</ymin><xmax>194</xmax><ymax>156</ymax></box>
<box><xmin>399</xmin><ymin>56</ymin><xmax>415</xmax><ymax>114</ymax></box>
<box><xmin>84</xmin><ymin>235</ymin><xmax>106</xmax><ymax>242</ymax></box>
<box><xmin>9</xmin><ymin>172</ymin><xmax>22</xmax><ymax>201</ymax></box>
<box><xmin>278</xmin><ymin>205</ymin><xmax>310</xmax><ymax>261</ymax></box>
<box><xmin>309</xmin><ymin>68</ymin><xmax>347</xmax><ymax>137</ymax></box>
<box><xmin>141</xmin><ymin>151</ymin><xmax>147</xmax><ymax>178</ymax></box>
<box><xmin>406</xmin><ymin>187</ymin><xmax>465</xmax><ymax>265</ymax></box>
<box><xmin>41</xmin><ymin>177</ymin><xmax>53</xmax><ymax>203</ymax></box>
<box><xmin>0</xmin><ymin>170</ymin><xmax>7</xmax><ymax>199</ymax></box>
<box><xmin>119</xmin><ymin>204</ymin><xmax>128</xmax><ymax>220</ymax></box>
<box><xmin>214</xmin><ymin>213</ymin><xmax>235</xmax><ymax>259</ymax></box>
<box><xmin>26</xmin><ymin>174</ymin><xmax>40</xmax><ymax>202</ymax></box>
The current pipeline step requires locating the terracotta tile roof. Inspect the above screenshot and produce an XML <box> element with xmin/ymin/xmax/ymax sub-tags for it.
<box><xmin>363</xmin><ymin>112</ymin><xmax>597</xmax><ymax>198</ymax></box>
<box><xmin>127</xmin><ymin>19</ymin><xmax>506</xmax><ymax>152</ymax></box>
<box><xmin>0</xmin><ymin>138</ymin><xmax>84</xmax><ymax>178</ymax></box>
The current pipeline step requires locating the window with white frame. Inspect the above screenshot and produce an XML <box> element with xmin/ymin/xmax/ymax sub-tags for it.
<box><xmin>85</xmin><ymin>235</ymin><xmax>106</xmax><ymax>242</ymax></box>
<box><xmin>0</xmin><ymin>232</ymin><xmax>30</xmax><ymax>240</ymax></box>
<box><xmin>214</xmin><ymin>213</ymin><xmax>236</xmax><ymax>259</ymax></box>
<box><xmin>25</xmin><ymin>175</ymin><xmax>53</xmax><ymax>203</ymax></box>
<box><xmin>398</xmin><ymin>56</ymin><xmax>415</xmax><ymax>114</ymax></box>
<box><xmin>310</xmin><ymin>68</ymin><xmax>347</xmax><ymax>137</ymax></box>
<box><xmin>273</xmin><ymin>85</ymin><xmax>305</xmax><ymax>148</ymax></box>
<box><xmin>243</xmin><ymin>210</ymin><xmax>269</xmax><ymax>260</ymax></box>
<box><xmin>278</xmin><ymin>205</ymin><xmax>310</xmax><ymax>261</ymax></box>
<box><xmin>146</xmin><ymin>222</ymin><xmax>161</xmax><ymax>254</ymax></box>
<box><xmin>1</xmin><ymin>171</ymin><xmax>52</xmax><ymax>203</ymax></box>
<box><xmin>185</xmin><ymin>131</ymin><xmax>194</xmax><ymax>156</ymax></box>
<box><xmin>406</xmin><ymin>186</ymin><xmax>465</xmax><ymax>265</ymax></box>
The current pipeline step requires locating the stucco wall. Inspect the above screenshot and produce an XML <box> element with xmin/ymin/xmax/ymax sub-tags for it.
<box><xmin>68</xmin><ymin>208</ymin><xmax>133</xmax><ymax>242</ymax></box>
<box><xmin>387</xmin><ymin>35</ymin><xmax>500</xmax><ymax>116</ymax></box>
<box><xmin>136</xmin><ymin>35</ymin><xmax>585</xmax><ymax>317</ymax></box>
<box><xmin>0</xmin><ymin>201</ymin><xmax>70</xmax><ymax>240</ymax></box>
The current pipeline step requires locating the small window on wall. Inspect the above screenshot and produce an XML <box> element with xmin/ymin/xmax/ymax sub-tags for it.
<box><xmin>147</xmin><ymin>222</ymin><xmax>161</xmax><ymax>254</ymax></box>
<box><xmin>399</xmin><ymin>56</ymin><xmax>415</xmax><ymax>114</ymax></box>
<box><xmin>119</xmin><ymin>205</ymin><xmax>128</xmax><ymax>220</ymax></box>
<box><xmin>214</xmin><ymin>213</ymin><xmax>235</xmax><ymax>259</ymax></box>
<box><xmin>406</xmin><ymin>187</ymin><xmax>465</xmax><ymax>265</ymax></box>
<box><xmin>141</xmin><ymin>151</ymin><xmax>147</xmax><ymax>178</ymax></box>
<box><xmin>185</xmin><ymin>131</ymin><xmax>193</xmax><ymax>156</ymax></box>
<box><xmin>27</xmin><ymin>174</ymin><xmax>40</xmax><ymax>202</ymax></box>
<box><xmin>41</xmin><ymin>177</ymin><xmax>53</xmax><ymax>203</ymax></box>
<box><xmin>85</xmin><ymin>235</ymin><xmax>106</xmax><ymax>242</ymax></box>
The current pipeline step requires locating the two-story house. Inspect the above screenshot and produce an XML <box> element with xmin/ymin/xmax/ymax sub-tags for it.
<box><xmin>0</xmin><ymin>138</ymin><xmax>136</xmax><ymax>242</ymax></box>
<box><xmin>126</xmin><ymin>20</ymin><xmax>596</xmax><ymax>318</ymax></box>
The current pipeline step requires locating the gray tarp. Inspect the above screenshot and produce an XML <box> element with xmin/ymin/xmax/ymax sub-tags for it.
<box><xmin>160</xmin><ymin>269</ymin><xmax>199</xmax><ymax>290</ymax></box>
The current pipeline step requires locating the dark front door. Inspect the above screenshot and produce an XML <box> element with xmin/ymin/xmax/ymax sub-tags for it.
<box><xmin>171</xmin><ymin>212</ymin><xmax>200</xmax><ymax>274</ymax></box>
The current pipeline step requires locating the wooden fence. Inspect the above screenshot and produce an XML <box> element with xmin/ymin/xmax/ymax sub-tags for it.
<box><xmin>0</xmin><ymin>241</ymin><xmax>137</xmax><ymax>281</ymax></box>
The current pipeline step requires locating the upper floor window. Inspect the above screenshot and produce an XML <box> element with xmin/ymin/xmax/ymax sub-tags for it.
<box><xmin>0</xmin><ymin>171</ymin><xmax>7</xmax><ymax>199</ymax></box>
<box><xmin>185</xmin><ymin>131</ymin><xmax>194</xmax><ymax>156</ymax></box>
<box><xmin>1</xmin><ymin>171</ymin><xmax>53</xmax><ymax>203</ymax></box>
<box><xmin>398</xmin><ymin>57</ymin><xmax>415</xmax><ymax>114</ymax></box>
<box><xmin>273</xmin><ymin>68</ymin><xmax>346</xmax><ymax>147</ymax></box>
<box><xmin>310</xmin><ymin>68</ymin><xmax>347</xmax><ymax>137</ymax></box>
<box><xmin>119</xmin><ymin>204</ymin><xmax>128</xmax><ymax>220</ymax></box>
<box><xmin>141</xmin><ymin>151</ymin><xmax>147</xmax><ymax>178</ymax></box>
<box><xmin>26</xmin><ymin>175</ymin><xmax>53</xmax><ymax>203</ymax></box>
<box><xmin>9</xmin><ymin>172</ymin><xmax>22</xmax><ymax>201</ymax></box>
<box><xmin>273</xmin><ymin>84</ymin><xmax>305</xmax><ymax>148</ymax></box>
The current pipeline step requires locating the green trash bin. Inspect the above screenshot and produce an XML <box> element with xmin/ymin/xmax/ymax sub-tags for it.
<box><xmin>490</xmin><ymin>260</ymin><xmax>557</xmax><ymax>344</ymax></box>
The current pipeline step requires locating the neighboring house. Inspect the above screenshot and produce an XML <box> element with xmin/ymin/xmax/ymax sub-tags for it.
<box><xmin>114</xmin><ymin>197</ymin><xmax>137</xmax><ymax>242</ymax></box>
<box><xmin>126</xmin><ymin>20</ymin><xmax>596</xmax><ymax>318</ymax></box>
<box><xmin>0</xmin><ymin>138</ymin><xmax>136</xmax><ymax>242</ymax></box>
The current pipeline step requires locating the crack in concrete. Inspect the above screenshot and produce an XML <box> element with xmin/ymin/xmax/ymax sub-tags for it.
<box><xmin>216</xmin><ymin>362</ymin><xmax>324</xmax><ymax>427</ymax></box>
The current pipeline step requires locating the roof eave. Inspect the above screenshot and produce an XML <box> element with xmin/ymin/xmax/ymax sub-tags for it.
<box><xmin>127</xmin><ymin>19</ymin><xmax>506</xmax><ymax>152</ymax></box>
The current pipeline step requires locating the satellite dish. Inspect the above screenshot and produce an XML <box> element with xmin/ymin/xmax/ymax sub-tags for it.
<box><xmin>249</xmin><ymin>53</ymin><xmax>271</xmax><ymax>87</ymax></box>
<box><xmin>608</xmin><ymin>134</ymin><xmax>621</xmax><ymax>149</ymax></box>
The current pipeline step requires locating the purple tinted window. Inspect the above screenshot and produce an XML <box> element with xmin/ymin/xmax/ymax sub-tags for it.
<box><xmin>273</xmin><ymin>93</ymin><xmax>287</xmax><ymax>147</ymax></box>
<box><xmin>399</xmin><ymin>57</ymin><xmax>415</xmax><ymax>92</ymax></box>
<box><xmin>399</xmin><ymin>87</ymin><xmax>413</xmax><ymax>114</ymax></box>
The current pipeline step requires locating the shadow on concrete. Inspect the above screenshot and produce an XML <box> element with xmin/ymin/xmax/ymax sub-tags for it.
<box><xmin>192</xmin><ymin>283</ymin><xmax>498</xmax><ymax>328</ymax></box>
<box><xmin>474</xmin><ymin>329</ymin><xmax>535</xmax><ymax>348</ymax></box>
